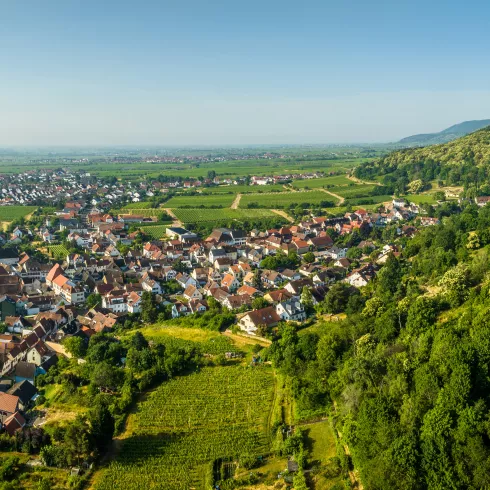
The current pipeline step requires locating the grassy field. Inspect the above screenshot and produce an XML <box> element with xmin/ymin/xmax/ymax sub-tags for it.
<box><xmin>137</xmin><ymin>325</ymin><xmax>222</xmax><ymax>343</ymax></box>
<box><xmin>291</xmin><ymin>175</ymin><xmax>351</xmax><ymax>189</ymax></box>
<box><xmin>171</xmin><ymin>207</ymin><xmax>278</xmax><ymax>224</ymax></box>
<box><xmin>139</xmin><ymin>224</ymin><xmax>168</xmax><ymax>239</ymax></box>
<box><xmin>0</xmin><ymin>205</ymin><xmax>37</xmax><ymax>221</ymax></box>
<box><xmin>165</xmin><ymin>193</ymin><xmax>236</xmax><ymax>208</ymax></box>
<box><xmin>403</xmin><ymin>193</ymin><xmax>439</xmax><ymax>204</ymax></box>
<box><xmin>301</xmin><ymin>421</ymin><xmax>347</xmax><ymax>490</ymax></box>
<box><xmin>95</xmin><ymin>365</ymin><xmax>275</xmax><ymax>490</ymax></box>
<box><xmin>239</xmin><ymin>190</ymin><xmax>337</xmax><ymax>209</ymax></box>
<box><xmin>129</xmin><ymin>325</ymin><xmax>242</xmax><ymax>355</ymax></box>
<box><xmin>345</xmin><ymin>194</ymin><xmax>393</xmax><ymax>205</ymax></box>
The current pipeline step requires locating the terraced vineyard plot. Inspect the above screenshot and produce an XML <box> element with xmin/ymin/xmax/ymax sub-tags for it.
<box><xmin>96</xmin><ymin>366</ymin><xmax>274</xmax><ymax>490</ymax></box>
<box><xmin>291</xmin><ymin>175</ymin><xmax>351</xmax><ymax>189</ymax></box>
<box><xmin>172</xmin><ymin>208</ymin><xmax>277</xmax><ymax>224</ymax></box>
<box><xmin>139</xmin><ymin>224</ymin><xmax>168</xmax><ymax>239</ymax></box>
<box><xmin>0</xmin><ymin>205</ymin><xmax>37</xmax><ymax>221</ymax></box>
<box><xmin>239</xmin><ymin>190</ymin><xmax>337</xmax><ymax>208</ymax></box>
<box><xmin>165</xmin><ymin>194</ymin><xmax>236</xmax><ymax>208</ymax></box>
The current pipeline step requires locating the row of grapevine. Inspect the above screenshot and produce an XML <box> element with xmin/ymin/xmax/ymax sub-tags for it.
<box><xmin>95</xmin><ymin>366</ymin><xmax>274</xmax><ymax>489</ymax></box>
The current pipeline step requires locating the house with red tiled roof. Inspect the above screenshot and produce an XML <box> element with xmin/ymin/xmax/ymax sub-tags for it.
<box><xmin>3</xmin><ymin>411</ymin><xmax>25</xmax><ymax>435</ymax></box>
<box><xmin>0</xmin><ymin>392</ymin><xmax>19</xmax><ymax>423</ymax></box>
<box><xmin>238</xmin><ymin>306</ymin><xmax>281</xmax><ymax>335</ymax></box>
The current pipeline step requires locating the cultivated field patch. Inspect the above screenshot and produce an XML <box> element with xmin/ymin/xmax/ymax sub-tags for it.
<box><xmin>171</xmin><ymin>208</ymin><xmax>277</xmax><ymax>224</ymax></box>
<box><xmin>95</xmin><ymin>366</ymin><xmax>275</xmax><ymax>490</ymax></box>
<box><xmin>239</xmin><ymin>190</ymin><xmax>337</xmax><ymax>209</ymax></box>
<box><xmin>164</xmin><ymin>194</ymin><xmax>236</xmax><ymax>208</ymax></box>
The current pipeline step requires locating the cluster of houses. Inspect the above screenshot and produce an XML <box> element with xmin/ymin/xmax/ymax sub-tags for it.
<box><xmin>0</xmin><ymin>168</ymin><xmax>158</xmax><ymax>208</ymax></box>
<box><xmin>0</xmin><ymin>194</ymin><xmax>448</xmax><ymax>437</ymax></box>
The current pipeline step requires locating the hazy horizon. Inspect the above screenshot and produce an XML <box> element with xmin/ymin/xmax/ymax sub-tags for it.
<box><xmin>2</xmin><ymin>0</ymin><xmax>490</xmax><ymax>146</ymax></box>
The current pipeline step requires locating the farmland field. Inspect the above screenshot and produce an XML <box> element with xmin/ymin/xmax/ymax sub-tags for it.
<box><xmin>0</xmin><ymin>205</ymin><xmax>37</xmax><ymax>221</ymax></box>
<box><xmin>239</xmin><ymin>190</ymin><xmax>337</xmax><ymax>208</ymax></box>
<box><xmin>165</xmin><ymin>193</ymin><xmax>236</xmax><ymax>208</ymax></box>
<box><xmin>201</xmin><ymin>183</ymin><xmax>287</xmax><ymax>194</ymax></box>
<box><xmin>345</xmin><ymin>194</ymin><xmax>393</xmax><ymax>205</ymax></box>
<box><xmin>95</xmin><ymin>366</ymin><xmax>275</xmax><ymax>490</ymax></box>
<box><xmin>139</xmin><ymin>224</ymin><xmax>168</xmax><ymax>239</ymax></box>
<box><xmin>121</xmin><ymin>202</ymin><xmax>157</xmax><ymax>210</ymax></box>
<box><xmin>114</xmin><ymin>208</ymin><xmax>163</xmax><ymax>217</ymax></box>
<box><xmin>291</xmin><ymin>175</ymin><xmax>352</xmax><ymax>189</ymax></box>
<box><xmin>333</xmin><ymin>184</ymin><xmax>377</xmax><ymax>198</ymax></box>
<box><xmin>172</xmin><ymin>208</ymin><xmax>277</xmax><ymax>224</ymax></box>
<box><xmin>403</xmin><ymin>193</ymin><xmax>440</xmax><ymax>204</ymax></box>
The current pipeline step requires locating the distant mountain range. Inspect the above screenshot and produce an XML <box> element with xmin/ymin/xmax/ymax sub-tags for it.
<box><xmin>398</xmin><ymin>119</ymin><xmax>490</xmax><ymax>147</ymax></box>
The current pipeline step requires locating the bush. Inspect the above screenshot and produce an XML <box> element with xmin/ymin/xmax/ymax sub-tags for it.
<box><xmin>239</xmin><ymin>453</ymin><xmax>258</xmax><ymax>470</ymax></box>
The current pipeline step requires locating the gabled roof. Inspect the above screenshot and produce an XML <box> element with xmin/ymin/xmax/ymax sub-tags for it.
<box><xmin>3</xmin><ymin>411</ymin><xmax>25</xmax><ymax>435</ymax></box>
<box><xmin>0</xmin><ymin>392</ymin><xmax>19</xmax><ymax>413</ymax></box>
<box><xmin>7</xmin><ymin>380</ymin><xmax>37</xmax><ymax>405</ymax></box>
<box><xmin>244</xmin><ymin>306</ymin><xmax>280</xmax><ymax>326</ymax></box>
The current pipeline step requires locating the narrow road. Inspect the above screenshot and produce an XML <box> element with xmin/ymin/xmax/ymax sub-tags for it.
<box><xmin>319</xmin><ymin>188</ymin><xmax>345</xmax><ymax>205</ymax></box>
<box><xmin>222</xmin><ymin>330</ymin><xmax>271</xmax><ymax>346</ymax></box>
<box><xmin>162</xmin><ymin>208</ymin><xmax>183</xmax><ymax>227</ymax></box>
<box><xmin>347</xmin><ymin>174</ymin><xmax>382</xmax><ymax>186</ymax></box>
<box><xmin>271</xmin><ymin>209</ymin><xmax>294</xmax><ymax>223</ymax></box>
<box><xmin>230</xmin><ymin>193</ymin><xmax>242</xmax><ymax>209</ymax></box>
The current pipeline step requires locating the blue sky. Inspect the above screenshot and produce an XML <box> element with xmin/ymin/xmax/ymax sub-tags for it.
<box><xmin>1</xmin><ymin>0</ymin><xmax>489</xmax><ymax>146</ymax></box>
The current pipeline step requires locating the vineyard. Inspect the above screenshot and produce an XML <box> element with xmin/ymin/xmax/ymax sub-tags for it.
<box><xmin>291</xmin><ymin>175</ymin><xmax>352</xmax><ymax>189</ymax></box>
<box><xmin>202</xmin><ymin>184</ymin><xmax>286</xmax><ymax>194</ymax></box>
<box><xmin>46</xmin><ymin>244</ymin><xmax>70</xmax><ymax>259</ymax></box>
<box><xmin>239</xmin><ymin>190</ymin><xmax>337</xmax><ymax>208</ymax></box>
<box><xmin>171</xmin><ymin>208</ymin><xmax>277</xmax><ymax>224</ymax></box>
<box><xmin>115</xmin><ymin>208</ymin><xmax>164</xmax><ymax>217</ymax></box>
<box><xmin>95</xmin><ymin>366</ymin><xmax>275</xmax><ymax>490</ymax></box>
<box><xmin>139</xmin><ymin>224</ymin><xmax>168</xmax><ymax>239</ymax></box>
<box><xmin>0</xmin><ymin>205</ymin><xmax>37</xmax><ymax>221</ymax></box>
<box><xmin>164</xmin><ymin>194</ymin><xmax>236</xmax><ymax>208</ymax></box>
<box><xmin>333</xmin><ymin>184</ymin><xmax>377</xmax><ymax>198</ymax></box>
<box><xmin>121</xmin><ymin>202</ymin><xmax>157</xmax><ymax>210</ymax></box>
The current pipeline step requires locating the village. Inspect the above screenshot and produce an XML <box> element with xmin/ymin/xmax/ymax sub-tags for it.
<box><xmin>0</xmin><ymin>166</ymin><xmax>329</xmax><ymax>208</ymax></box>
<box><xmin>0</xmin><ymin>190</ymin><xmax>449</xmax><ymax>438</ymax></box>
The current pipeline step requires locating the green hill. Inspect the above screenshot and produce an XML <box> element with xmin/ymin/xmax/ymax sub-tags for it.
<box><xmin>398</xmin><ymin>119</ymin><xmax>490</xmax><ymax>146</ymax></box>
<box><xmin>356</xmin><ymin>126</ymin><xmax>490</xmax><ymax>188</ymax></box>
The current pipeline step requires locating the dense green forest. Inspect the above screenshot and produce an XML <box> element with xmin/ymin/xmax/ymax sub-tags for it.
<box><xmin>355</xmin><ymin>126</ymin><xmax>490</xmax><ymax>195</ymax></box>
<box><xmin>268</xmin><ymin>202</ymin><xmax>490</xmax><ymax>489</ymax></box>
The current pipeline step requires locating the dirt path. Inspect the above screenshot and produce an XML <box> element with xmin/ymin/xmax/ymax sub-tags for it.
<box><xmin>222</xmin><ymin>330</ymin><xmax>271</xmax><ymax>347</ymax></box>
<box><xmin>271</xmin><ymin>209</ymin><xmax>294</xmax><ymax>223</ymax></box>
<box><xmin>347</xmin><ymin>174</ymin><xmax>381</xmax><ymax>186</ymax></box>
<box><xmin>319</xmin><ymin>188</ymin><xmax>345</xmax><ymax>205</ymax></box>
<box><xmin>231</xmin><ymin>193</ymin><xmax>242</xmax><ymax>209</ymax></box>
<box><xmin>283</xmin><ymin>184</ymin><xmax>297</xmax><ymax>192</ymax></box>
<box><xmin>162</xmin><ymin>208</ymin><xmax>183</xmax><ymax>227</ymax></box>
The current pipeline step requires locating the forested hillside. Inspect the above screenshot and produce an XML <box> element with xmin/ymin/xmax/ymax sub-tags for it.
<box><xmin>355</xmin><ymin>126</ymin><xmax>490</xmax><ymax>194</ymax></box>
<box><xmin>268</xmin><ymin>202</ymin><xmax>490</xmax><ymax>489</ymax></box>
